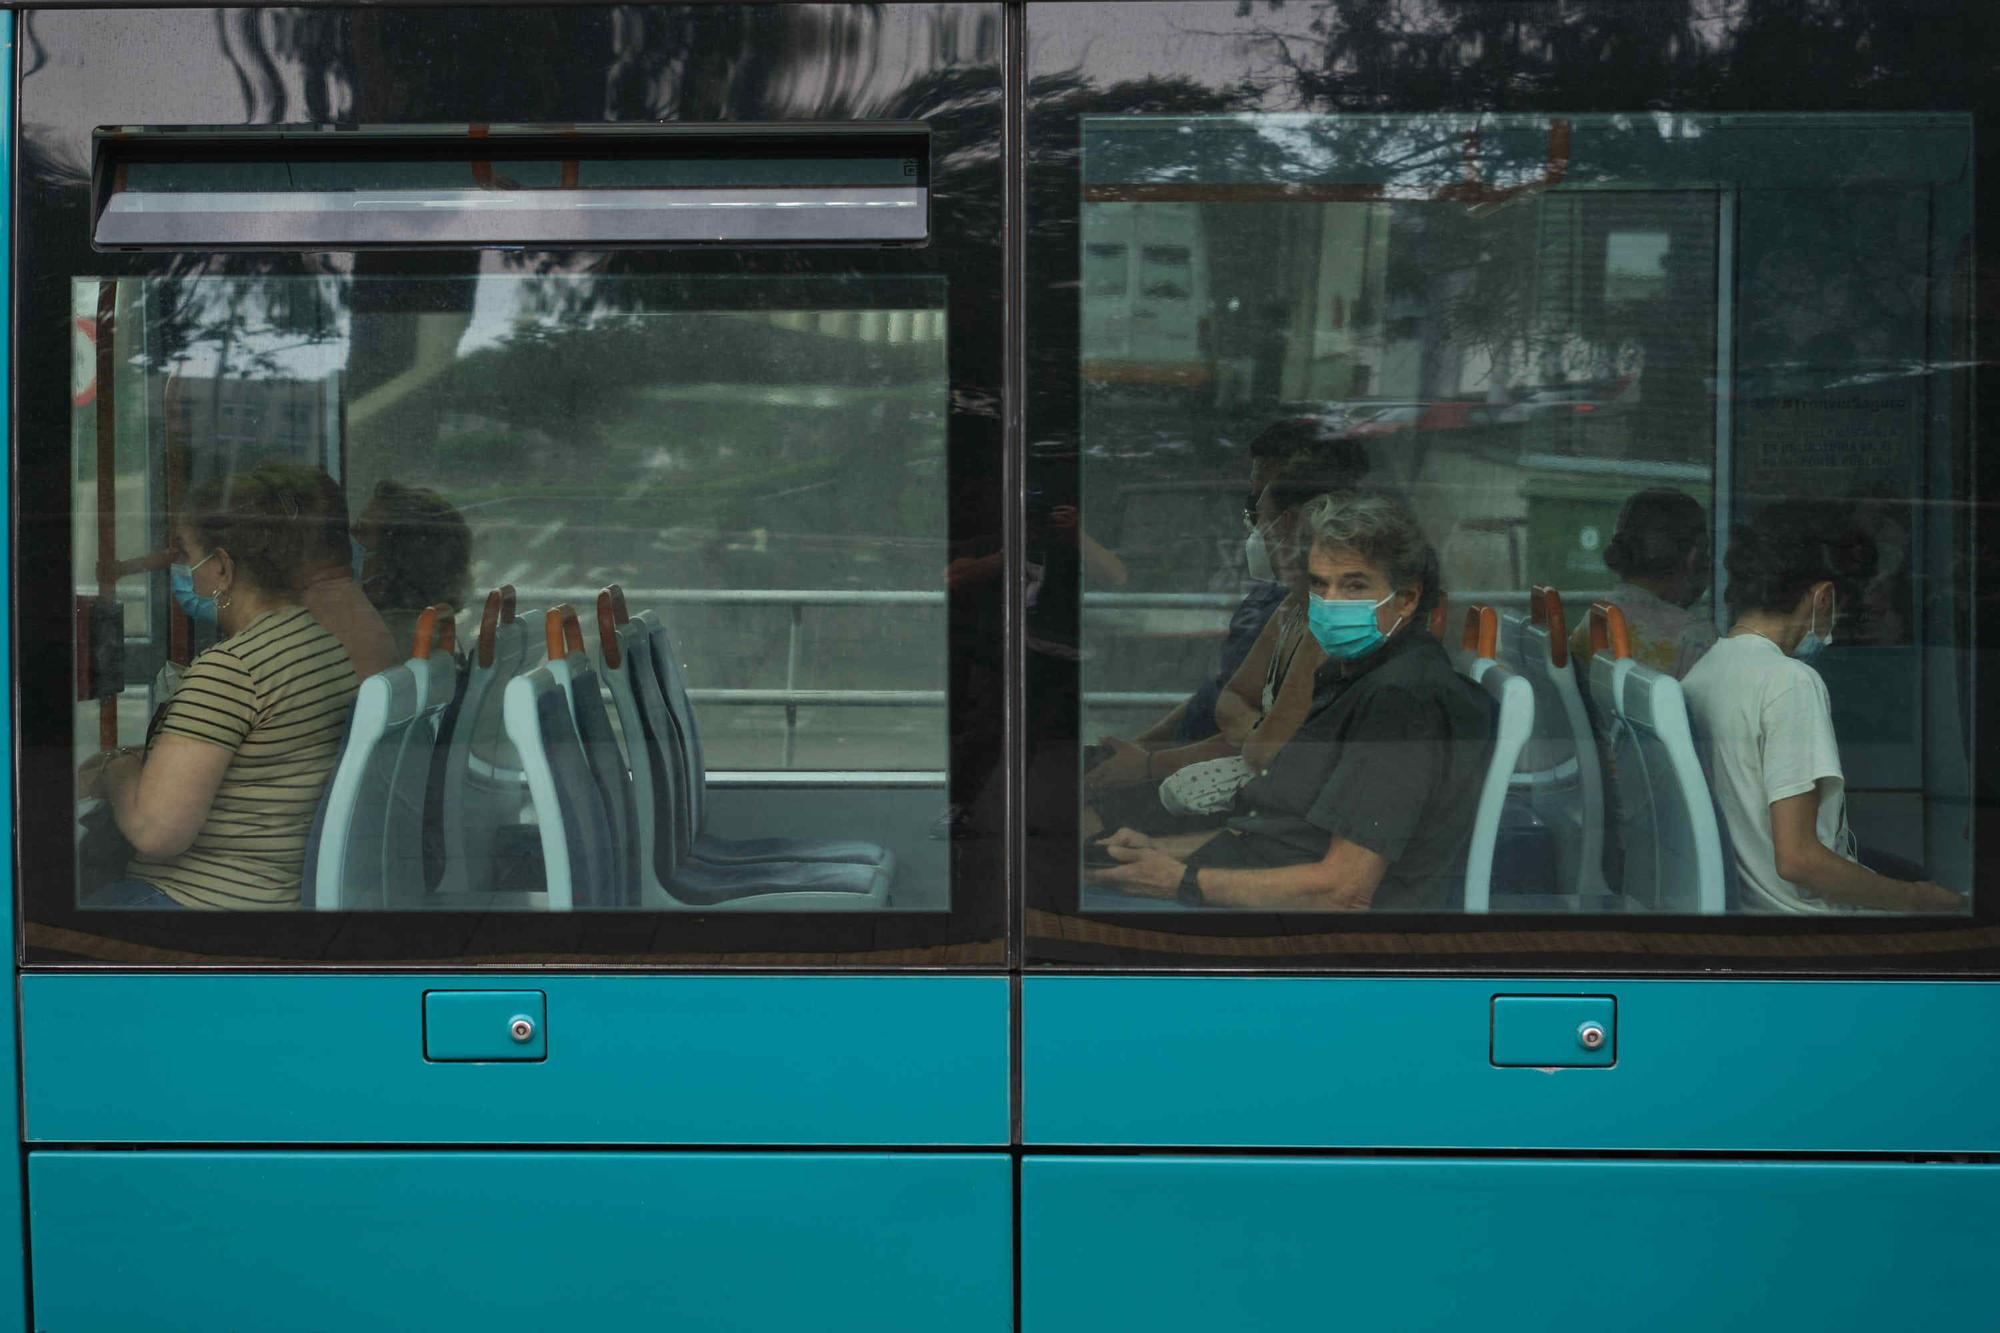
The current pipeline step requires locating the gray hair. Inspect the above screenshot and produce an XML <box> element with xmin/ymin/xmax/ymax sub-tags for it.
<box><xmin>1300</xmin><ymin>490</ymin><xmax>1442</xmax><ymax>614</ymax></box>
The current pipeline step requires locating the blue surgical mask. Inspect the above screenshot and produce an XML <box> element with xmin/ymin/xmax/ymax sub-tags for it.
<box><xmin>170</xmin><ymin>549</ymin><xmax>219</xmax><ymax>626</ymax></box>
<box><xmin>1793</xmin><ymin>588</ymin><xmax>1834</xmax><ymax>663</ymax></box>
<box><xmin>1308</xmin><ymin>590</ymin><xmax>1401</xmax><ymax>660</ymax></box>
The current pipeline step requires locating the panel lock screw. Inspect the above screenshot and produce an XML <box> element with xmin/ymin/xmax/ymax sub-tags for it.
<box><xmin>1577</xmin><ymin>1022</ymin><xmax>1607</xmax><ymax>1052</ymax></box>
<box><xmin>509</xmin><ymin>1016</ymin><xmax>536</xmax><ymax>1044</ymax></box>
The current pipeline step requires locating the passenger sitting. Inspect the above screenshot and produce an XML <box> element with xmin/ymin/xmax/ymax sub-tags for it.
<box><xmin>355</xmin><ymin>479</ymin><xmax>472</xmax><ymax>657</ymax></box>
<box><xmin>77</xmin><ymin>465</ymin><xmax>361</xmax><ymax>909</ymax></box>
<box><xmin>1571</xmin><ymin>487</ymin><xmax>1716</xmax><ymax>677</ymax></box>
<box><xmin>1090</xmin><ymin>492</ymin><xmax>1493</xmax><ymax>910</ymax></box>
<box><xmin>1682</xmin><ymin>502</ymin><xmax>1961</xmax><ymax>914</ymax></box>
<box><xmin>1084</xmin><ymin>418</ymin><xmax>1369</xmax><ymax>784</ymax></box>
<box><xmin>1084</xmin><ymin>458</ymin><xmax>1353</xmax><ymax>837</ymax></box>
<box><xmin>295</xmin><ymin>466</ymin><xmax>399</xmax><ymax>679</ymax></box>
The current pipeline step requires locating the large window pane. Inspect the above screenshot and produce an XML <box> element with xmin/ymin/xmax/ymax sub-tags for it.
<box><xmin>1068</xmin><ymin>113</ymin><xmax>1975</xmax><ymax>920</ymax></box>
<box><xmin>71</xmin><ymin>273</ymin><xmax>948</xmax><ymax>914</ymax></box>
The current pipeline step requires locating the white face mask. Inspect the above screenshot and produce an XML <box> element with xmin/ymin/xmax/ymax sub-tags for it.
<box><xmin>1793</xmin><ymin>588</ymin><xmax>1834</xmax><ymax>662</ymax></box>
<box><xmin>1244</xmin><ymin>527</ymin><xmax>1277</xmax><ymax>583</ymax></box>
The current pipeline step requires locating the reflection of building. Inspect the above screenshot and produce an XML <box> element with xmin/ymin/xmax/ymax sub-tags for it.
<box><xmin>165</xmin><ymin>373</ymin><xmax>339</xmax><ymax>478</ymax></box>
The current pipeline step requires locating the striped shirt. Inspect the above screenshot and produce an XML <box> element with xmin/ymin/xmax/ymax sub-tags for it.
<box><xmin>130</xmin><ymin>607</ymin><xmax>359</xmax><ymax>909</ymax></box>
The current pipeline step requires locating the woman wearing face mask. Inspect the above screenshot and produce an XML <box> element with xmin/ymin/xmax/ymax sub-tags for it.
<box><xmin>1682</xmin><ymin>503</ymin><xmax>1960</xmax><ymax>914</ymax></box>
<box><xmin>78</xmin><ymin>466</ymin><xmax>361</xmax><ymax>909</ymax></box>
<box><xmin>1083</xmin><ymin>465</ymin><xmax>1347</xmax><ymax>837</ymax></box>
<box><xmin>1091</xmin><ymin>491</ymin><xmax>1493</xmax><ymax>910</ymax></box>
<box><xmin>163</xmin><ymin>466</ymin><xmax>397</xmax><ymax>681</ymax></box>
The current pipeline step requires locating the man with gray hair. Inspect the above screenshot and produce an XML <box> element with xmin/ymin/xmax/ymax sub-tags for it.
<box><xmin>1090</xmin><ymin>491</ymin><xmax>1493</xmax><ymax>911</ymax></box>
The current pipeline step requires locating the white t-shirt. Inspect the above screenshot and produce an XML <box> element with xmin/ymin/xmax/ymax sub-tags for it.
<box><xmin>1681</xmin><ymin>633</ymin><xmax>1856</xmax><ymax>914</ymax></box>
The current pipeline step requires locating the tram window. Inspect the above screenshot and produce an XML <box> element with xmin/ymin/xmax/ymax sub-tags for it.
<box><xmin>1071</xmin><ymin>113</ymin><xmax>1976</xmax><ymax>918</ymax></box>
<box><xmin>70</xmin><ymin>273</ymin><xmax>948</xmax><ymax>913</ymax></box>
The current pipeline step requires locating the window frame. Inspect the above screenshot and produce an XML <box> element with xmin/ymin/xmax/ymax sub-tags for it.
<box><xmin>1020</xmin><ymin>0</ymin><xmax>2000</xmax><ymax>974</ymax></box>
<box><xmin>16</xmin><ymin>3</ymin><xmax>1010</xmax><ymax>968</ymax></box>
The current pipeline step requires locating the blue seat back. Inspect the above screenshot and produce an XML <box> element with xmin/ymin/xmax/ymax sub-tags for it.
<box><xmin>1613</xmin><ymin>664</ymin><xmax>1727</xmax><ymax>914</ymax></box>
<box><xmin>1499</xmin><ymin>607</ymin><xmax>1609</xmax><ymax>897</ymax></box>
<box><xmin>552</xmin><ymin>653</ymin><xmax>638</xmax><ymax>907</ymax></box>
<box><xmin>502</xmin><ymin>666</ymin><xmax>618</xmax><ymax>910</ymax></box>
<box><xmin>638</xmin><ymin>612</ymin><xmax>708</xmax><ymax>835</ymax></box>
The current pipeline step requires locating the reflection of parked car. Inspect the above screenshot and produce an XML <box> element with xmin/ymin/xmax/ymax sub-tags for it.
<box><xmin>1348</xmin><ymin>399</ymin><xmax>1502</xmax><ymax>438</ymax></box>
<box><xmin>1416</xmin><ymin>400</ymin><xmax>1501</xmax><ymax>432</ymax></box>
<box><xmin>1498</xmin><ymin>376</ymin><xmax>1634</xmax><ymax>423</ymax></box>
<box><xmin>1348</xmin><ymin>402</ymin><xmax>1429</xmax><ymax>437</ymax></box>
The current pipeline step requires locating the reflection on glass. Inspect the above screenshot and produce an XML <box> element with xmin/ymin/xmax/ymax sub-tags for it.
<box><xmin>1075</xmin><ymin>113</ymin><xmax>1973</xmax><ymax>916</ymax></box>
<box><xmin>72</xmin><ymin>275</ymin><xmax>949</xmax><ymax>913</ymax></box>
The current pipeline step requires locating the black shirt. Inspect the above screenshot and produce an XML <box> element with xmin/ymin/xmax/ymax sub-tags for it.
<box><xmin>1186</xmin><ymin>627</ymin><xmax>1494</xmax><ymax>910</ymax></box>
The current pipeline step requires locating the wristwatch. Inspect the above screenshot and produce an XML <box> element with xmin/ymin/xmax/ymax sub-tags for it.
<box><xmin>1176</xmin><ymin>862</ymin><xmax>1204</xmax><ymax>906</ymax></box>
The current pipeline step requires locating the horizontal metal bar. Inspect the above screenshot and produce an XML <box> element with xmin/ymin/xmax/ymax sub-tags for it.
<box><xmin>1082</xmin><ymin>692</ymin><xmax>1188</xmax><ymax>707</ymax></box>
<box><xmin>513</xmin><ymin>586</ymin><xmax>945</xmax><ymax>607</ymax></box>
<box><xmin>510</xmin><ymin>586</ymin><xmax>1590</xmax><ymax>613</ymax></box>
<box><xmin>706</xmin><ymin>770</ymin><xmax>949</xmax><ymax>788</ymax></box>
<box><xmin>688</xmin><ymin>688</ymin><xmax>943</xmax><ymax>707</ymax></box>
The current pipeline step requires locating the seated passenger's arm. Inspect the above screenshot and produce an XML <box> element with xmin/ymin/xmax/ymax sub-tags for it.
<box><xmin>1214</xmin><ymin>610</ymin><xmax>1286</xmax><ymax>745</ymax></box>
<box><xmin>1090</xmin><ymin>828</ymin><xmax>1385</xmax><ymax>909</ymax></box>
<box><xmin>1196</xmin><ymin>834</ymin><xmax>1387</xmax><ymax>909</ymax></box>
<box><xmin>98</xmin><ymin>735</ymin><xmax>234</xmax><ymax>859</ymax></box>
<box><xmin>1240</xmin><ymin>635</ymin><xmax>1326</xmax><ymax>772</ymax></box>
<box><xmin>1768</xmin><ymin>789</ymin><xmax>1961</xmax><ymax>912</ymax></box>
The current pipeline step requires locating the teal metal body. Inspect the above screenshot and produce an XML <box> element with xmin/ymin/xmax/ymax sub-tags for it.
<box><xmin>24</xmin><ymin>975</ymin><xmax>1009</xmax><ymax>1145</ymax></box>
<box><xmin>32</xmin><ymin>1151</ymin><xmax>1012</xmax><ymax>1333</ymax></box>
<box><xmin>1023</xmin><ymin>1155</ymin><xmax>2000</xmax><ymax>1333</ymax></box>
<box><xmin>1024</xmin><ymin>977</ymin><xmax>2000</xmax><ymax>1151</ymax></box>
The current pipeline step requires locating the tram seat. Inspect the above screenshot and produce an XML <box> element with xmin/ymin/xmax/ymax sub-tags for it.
<box><xmin>543</xmin><ymin>607</ymin><xmax>639</xmax><ymax>906</ymax></box>
<box><xmin>502</xmin><ymin>664</ymin><xmax>619</xmax><ymax>910</ymax></box>
<box><xmin>596</xmin><ymin>589</ymin><xmax>891</xmax><ymax>909</ymax></box>
<box><xmin>1585</xmin><ymin>604</ymin><xmax>1726</xmax><ymax>913</ymax></box>
<box><xmin>1498</xmin><ymin>586</ymin><xmax>1610</xmax><ymax>898</ymax></box>
<box><xmin>633</xmin><ymin>608</ymin><xmax>893</xmax><ymax>871</ymax></box>
<box><xmin>438</xmin><ymin>587</ymin><xmax>539</xmax><ymax>895</ymax></box>
<box><xmin>1452</xmin><ymin>606</ymin><xmax>1536</xmax><ymax>913</ymax></box>
<box><xmin>307</xmin><ymin>607</ymin><xmax>464</xmax><ymax>910</ymax></box>
<box><xmin>378</xmin><ymin>607</ymin><xmax>463</xmax><ymax>902</ymax></box>
<box><xmin>306</xmin><ymin>680</ymin><xmax>431</xmax><ymax>910</ymax></box>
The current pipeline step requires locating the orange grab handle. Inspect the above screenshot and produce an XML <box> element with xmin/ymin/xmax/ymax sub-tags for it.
<box><xmin>1589</xmin><ymin>602</ymin><xmax>1632</xmax><ymax>661</ymax></box>
<box><xmin>1460</xmin><ymin>605</ymin><xmax>1497</xmax><ymax>660</ymax></box>
<box><xmin>605</xmin><ymin>583</ymin><xmax>630</xmax><ymax>626</ymax></box>
<box><xmin>544</xmin><ymin>605</ymin><xmax>587</xmax><ymax>660</ymax></box>
<box><xmin>412</xmin><ymin>604</ymin><xmax>456</xmax><ymax>660</ymax></box>
<box><xmin>545</xmin><ymin>604</ymin><xmax>573</xmax><ymax>661</ymax></box>
<box><xmin>596</xmin><ymin>590</ymin><xmax>623</xmax><ymax>669</ymax></box>
<box><xmin>478</xmin><ymin>589</ymin><xmax>503</xmax><ymax>669</ymax></box>
<box><xmin>1535</xmin><ymin>586</ymin><xmax>1570</xmax><ymax>669</ymax></box>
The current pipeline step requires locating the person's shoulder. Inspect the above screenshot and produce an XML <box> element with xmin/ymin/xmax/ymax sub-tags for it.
<box><xmin>187</xmin><ymin>638</ymin><xmax>252</xmax><ymax>679</ymax></box>
<box><xmin>1368</xmin><ymin>637</ymin><xmax>1479</xmax><ymax>710</ymax></box>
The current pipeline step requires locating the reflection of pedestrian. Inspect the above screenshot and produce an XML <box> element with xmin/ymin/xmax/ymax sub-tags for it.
<box><xmin>355</xmin><ymin>480</ymin><xmax>472</xmax><ymax>659</ymax></box>
<box><xmin>1571</xmin><ymin>488</ymin><xmax>1715</xmax><ymax>678</ymax></box>
<box><xmin>296</xmin><ymin>468</ymin><xmax>399</xmax><ymax>680</ymax></box>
